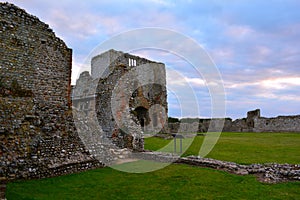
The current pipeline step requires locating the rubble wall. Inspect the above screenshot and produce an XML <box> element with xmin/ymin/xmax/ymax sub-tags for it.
<box><xmin>0</xmin><ymin>3</ymin><xmax>101</xmax><ymax>191</ymax></box>
<box><xmin>168</xmin><ymin>109</ymin><xmax>300</xmax><ymax>133</ymax></box>
<box><xmin>254</xmin><ymin>116</ymin><xmax>300</xmax><ymax>132</ymax></box>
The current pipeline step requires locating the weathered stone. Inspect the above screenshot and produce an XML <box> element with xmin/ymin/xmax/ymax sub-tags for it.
<box><xmin>132</xmin><ymin>152</ymin><xmax>300</xmax><ymax>183</ymax></box>
<box><xmin>73</xmin><ymin>50</ymin><xmax>169</xmax><ymax>151</ymax></box>
<box><xmin>0</xmin><ymin>4</ymin><xmax>102</xmax><ymax>196</ymax></box>
<box><xmin>168</xmin><ymin>109</ymin><xmax>300</xmax><ymax>133</ymax></box>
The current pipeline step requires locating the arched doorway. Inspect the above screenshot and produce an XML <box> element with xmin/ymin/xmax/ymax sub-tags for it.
<box><xmin>133</xmin><ymin>106</ymin><xmax>149</xmax><ymax>131</ymax></box>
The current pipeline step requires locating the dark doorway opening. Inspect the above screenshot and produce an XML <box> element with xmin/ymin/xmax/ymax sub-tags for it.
<box><xmin>134</xmin><ymin>106</ymin><xmax>149</xmax><ymax>130</ymax></box>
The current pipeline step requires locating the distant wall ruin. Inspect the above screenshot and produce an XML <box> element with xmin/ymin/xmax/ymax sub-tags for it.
<box><xmin>254</xmin><ymin>115</ymin><xmax>300</xmax><ymax>132</ymax></box>
<box><xmin>168</xmin><ymin>109</ymin><xmax>300</xmax><ymax>133</ymax></box>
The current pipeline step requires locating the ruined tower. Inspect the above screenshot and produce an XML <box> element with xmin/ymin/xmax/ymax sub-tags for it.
<box><xmin>73</xmin><ymin>49</ymin><xmax>168</xmax><ymax>151</ymax></box>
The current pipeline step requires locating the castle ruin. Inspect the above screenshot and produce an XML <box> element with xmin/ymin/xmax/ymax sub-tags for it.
<box><xmin>73</xmin><ymin>49</ymin><xmax>168</xmax><ymax>151</ymax></box>
<box><xmin>168</xmin><ymin>109</ymin><xmax>300</xmax><ymax>133</ymax></box>
<box><xmin>1</xmin><ymin>2</ymin><xmax>300</xmax><ymax>199</ymax></box>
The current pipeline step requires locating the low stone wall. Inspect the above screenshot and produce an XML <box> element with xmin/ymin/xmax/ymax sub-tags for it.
<box><xmin>168</xmin><ymin>119</ymin><xmax>238</xmax><ymax>133</ymax></box>
<box><xmin>168</xmin><ymin>109</ymin><xmax>300</xmax><ymax>133</ymax></box>
<box><xmin>133</xmin><ymin>152</ymin><xmax>300</xmax><ymax>183</ymax></box>
<box><xmin>178</xmin><ymin>156</ymin><xmax>300</xmax><ymax>183</ymax></box>
<box><xmin>254</xmin><ymin>116</ymin><xmax>300</xmax><ymax>132</ymax></box>
<box><xmin>0</xmin><ymin>158</ymin><xmax>102</xmax><ymax>200</ymax></box>
<box><xmin>132</xmin><ymin>151</ymin><xmax>180</xmax><ymax>163</ymax></box>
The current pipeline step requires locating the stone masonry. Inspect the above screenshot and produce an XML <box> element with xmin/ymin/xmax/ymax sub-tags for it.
<box><xmin>0</xmin><ymin>3</ymin><xmax>102</xmax><ymax>198</ymax></box>
<box><xmin>73</xmin><ymin>49</ymin><xmax>168</xmax><ymax>152</ymax></box>
<box><xmin>132</xmin><ymin>152</ymin><xmax>300</xmax><ymax>183</ymax></box>
<box><xmin>168</xmin><ymin>109</ymin><xmax>300</xmax><ymax>133</ymax></box>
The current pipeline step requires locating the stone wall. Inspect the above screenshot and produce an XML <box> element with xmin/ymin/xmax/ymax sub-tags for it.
<box><xmin>133</xmin><ymin>152</ymin><xmax>300</xmax><ymax>183</ymax></box>
<box><xmin>254</xmin><ymin>115</ymin><xmax>300</xmax><ymax>132</ymax></box>
<box><xmin>72</xmin><ymin>71</ymin><xmax>97</xmax><ymax>119</ymax></box>
<box><xmin>91</xmin><ymin>50</ymin><xmax>123</xmax><ymax>79</ymax></box>
<box><xmin>0</xmin><ymin>3</ymin><xmax>101</xmax><ymax>195</ymax></box>
<box><xmin>168</xmin><ymin>109</ymin><xmax>300</xmax><ymax>133</ymax></box>
<box><xmin>1</xmin><ymin>2</ymin><xmax>72</xmax><ymax>134</ymax></box>
<box><xmin>168</xmin><ymin>118</ymin><xmax>233</xmax><ymax>133</ymax></box>
<box><xmin>73</xmin><ymin>50</ymin><xmax>168</xmax><ymax>151</ymax></box>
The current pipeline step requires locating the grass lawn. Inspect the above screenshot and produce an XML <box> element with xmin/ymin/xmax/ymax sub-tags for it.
<box><xmin>7</xmin><ymin>132</ymin><xmax>300</xmax><ymax>199</ymax></box>
<box><xmin>7</xmin><ymin>162</ymin><xmax>300</xmax><ymax>200</ymax></box>
<box><xmin>144</xmin><ymin>132</ymin><xmax>300</xmax><ymax>164</ymax></box>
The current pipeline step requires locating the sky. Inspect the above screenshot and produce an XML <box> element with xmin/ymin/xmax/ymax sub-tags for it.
<box><xmin>5</xmin><ymin>0</ymin><xmax>300</xmax><ymax>119</ymax></box>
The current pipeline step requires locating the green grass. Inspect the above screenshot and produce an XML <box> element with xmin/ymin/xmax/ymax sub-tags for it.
<box><xmin>7</xmin><ymin>132</ymin><xmax>300</xmax><ymax>199</ymax></box>
<box><xmin>144</xmin><ymin>132</ymin><xmax>300</xmax><ymax>164</ymax></box>
<box><xmin>7</xmin><ymin>163</ymin><xmax>300</xmax><ymax>200</ymax></box>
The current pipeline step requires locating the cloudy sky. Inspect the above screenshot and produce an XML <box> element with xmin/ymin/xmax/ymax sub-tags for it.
<box><xmin>6</xmin><ymin>0</ymin><xmax>300</xmax><ymax>119</ymax></box>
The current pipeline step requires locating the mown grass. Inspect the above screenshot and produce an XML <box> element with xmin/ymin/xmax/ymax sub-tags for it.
<box><xmin>7</xmin><ymin>162</ymin><xmax>300</xmax><ymax>200</ymax></box>
<box><xmin>144</xmin><ymin>132</ymin><xmax>300</xmax><ymax>164</ymax></box>
<box><xmin>7</xmin><ymin>132</ymin><xmax>300</xmax><ymax>199</ymax></box>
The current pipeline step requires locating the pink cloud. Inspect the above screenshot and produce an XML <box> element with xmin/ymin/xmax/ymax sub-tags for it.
<box><xmin>225</xmin><ymin>24</ymin><xmax>254</xmax><ymax>39</ymax></box>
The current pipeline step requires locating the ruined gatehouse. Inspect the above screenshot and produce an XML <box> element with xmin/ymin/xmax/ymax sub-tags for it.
<box><xmin>73</xmin><ymin>49</ymin><xmax>168</xmax><ymax>151</ymax></box>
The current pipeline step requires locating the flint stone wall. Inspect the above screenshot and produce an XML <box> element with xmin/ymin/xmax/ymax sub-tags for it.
<box><xmin>168</xmin><ymin>109</ymin><xmax>300</xmax><ymax>133</ymax></box>
<box><xmin>73</xmin><ymin>50</ymin><xmax>169</xmax><ymax>151</ymax></box>
<box><xmin>254</xmin><ymin>116</ymin><xmax>300</xmax><ymax>132</ymax></box>
<box><xmin>168</xmin><ymin>118</ymin><xmax>233</xmax><ymax>133</ymax></box>
<box><xmin>0</xmin><ymin>2</ymin><xmax>72</xmax><ymax>134</ymax></box>
<box><xmin>134</xmin><ymin>152</ymin><xmax>300</xmax><ymax>183</ymax></box>
<box><xmin>0</xmin><ymin>3</ymin><xmax>102</xmax><ymax>192</ymax></box>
